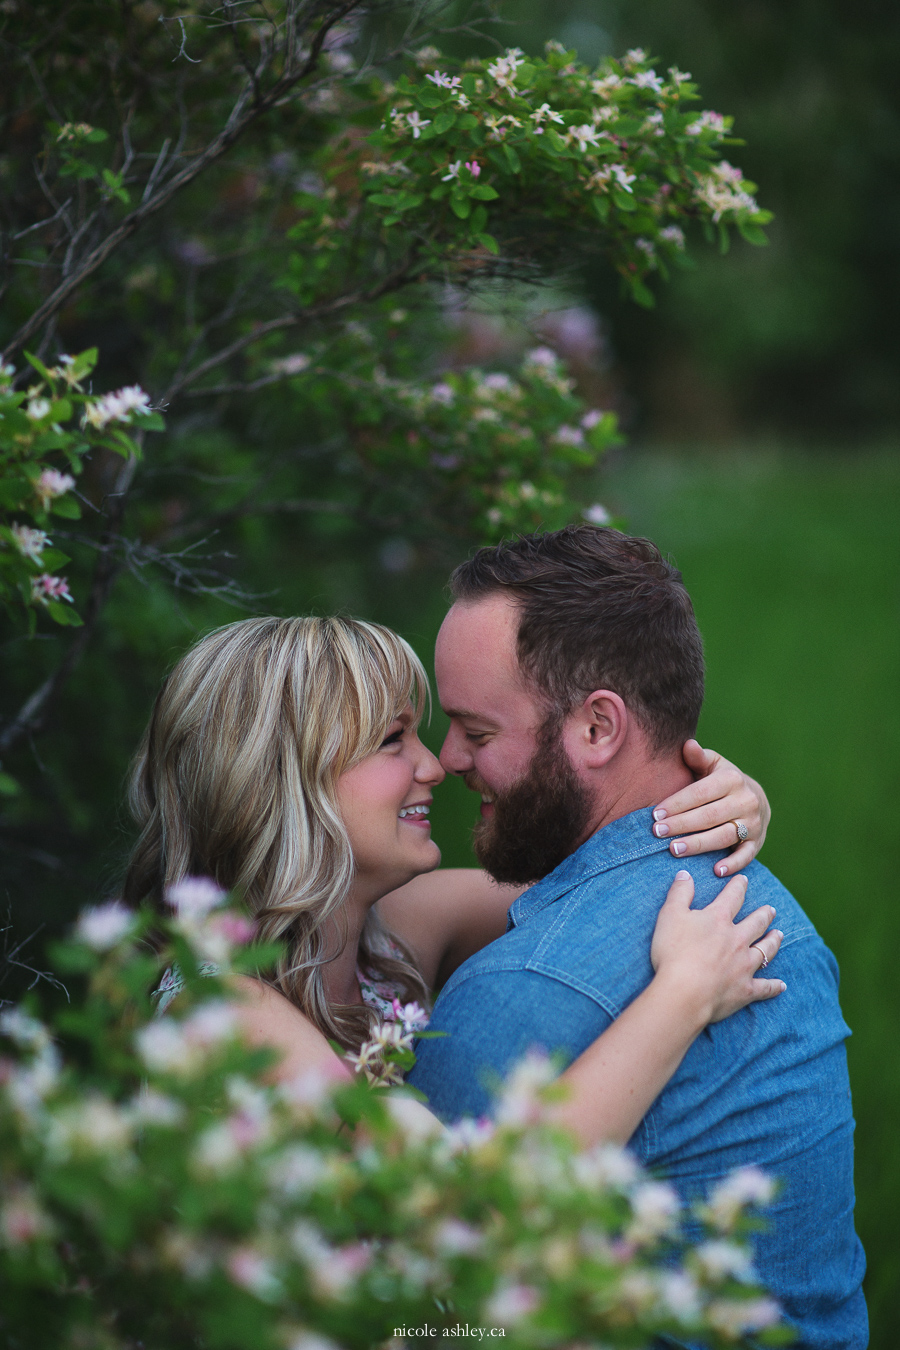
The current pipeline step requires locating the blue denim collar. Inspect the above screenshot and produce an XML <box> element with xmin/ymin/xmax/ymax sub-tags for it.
<box><xmin>507</xmin><ymin>806</ymin><xmax>673</xmax><ymax>929</ymax></box>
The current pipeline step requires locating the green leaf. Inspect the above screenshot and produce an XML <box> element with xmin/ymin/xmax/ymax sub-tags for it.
<box><xmin>0</xmin><ymin>771</ymin><xmax>20</xmax><ymax>797</ymax></box>
<box><xmin>45</xmin><ymin>599</ymin><xmax>82</xmax><ymax>626</ymax></box>
<box><xmin>502</xmin><ymin>144</ymin><xmax>522</xmax><ymax>174</ymax></box>
<box><xmin>86</xmin><ymin>127</ymin><xmax>108</xmax><ymax>143</ymax></box>
<box><xmin>367</xmin><ymin>193</ymin><xmax>396</xmax><ymax>207</ymax></box>
<box><xmin>24</xmin><ymin>351</ymin><xmax>53</xmax><ymax>382</ymax></box>
<box><xmin>457</xmin><ymin>113</ymin><xmax>479</xmax><ymax>130</ymax></box>
<box><xmin>475</xmin><ymin>232</ymin><xmax>499</xmax><ymax>255</ymax></box>
<box><xmin>591</xmin><ymin>195</ymin><xmax>610</xmax><ymax>223</ymax></box>
<box><xmin>718</xmin><ymin>222</ymin><xmax>731</xmax><ymax>254</ymax></box>
<box><xmin>50</xmin><ymin>496</ymin><xmax>81</xmax><ymax>519</ymax></box>
<box><xmin>612</xmin><ymin>189</ymin><xmax>637</xmax><ymax>213</ymax></box>
<box><xmin>417</xmin><ymin>89</ymin><xmax>444</xmax><ymax>109</ymax></box>
<box><xmin>738</xmin><ymin>221</ymin><xmax>769</xmax><ymax>246</ymax></box>
<box><xmin>134</xmin><ymin>411</ymin><xmax>165</xmax><ymax>432</ymax></box>
<box><xmin>631</xmin><ymin>278</ymin><xmax>656</xmax><ymax>308</ymax></box>
<box><xmin>470</xmin><ymin>205</ymin><xmax>488</xmax><ymax>233</ymax></box>
<box><xmin>470</xmin><ymin>184</ymin><xmax>499</xmax><ymax>201</ymax></box>
<box><xmin>39</xmin><ymin>548</ymin><xmax>71</xmax><ymax>569</ymax></box>
<box><xmin>450</xmin><ymin>196</ymin><xmax>471</xmax><ymax>219</ymax></box>
<box><xmin>432</xmin><ymin>110</ymin><xmax>456</xmax><ymax>135</ymax></box>
<box><xmin>517</xmin><ymin>64</ymin><xmax>535</xmax><ymax>85</ymax></box>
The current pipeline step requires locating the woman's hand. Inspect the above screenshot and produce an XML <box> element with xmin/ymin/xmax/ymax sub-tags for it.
<box><xmin>651</xmin><ymin>740</ymin><xmax>771</xmax><ymax>877</ymax></box>
<box><xmin>650</xmin><ymin>871</ymin><xmax>785</xmax><ymax>1025</ymax></box>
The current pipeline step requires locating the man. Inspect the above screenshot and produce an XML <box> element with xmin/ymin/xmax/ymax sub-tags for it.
<box><xmin>408</xmin><ymin>525</ymin><xmax>867</xmax><ymax>1350</ymax></box>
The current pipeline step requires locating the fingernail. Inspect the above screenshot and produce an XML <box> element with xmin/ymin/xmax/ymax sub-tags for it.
<box><xmin>779</xmin><ymin>981</ymin><xmax>787</xmax><ymax>992</ymax></box>
<box><xmin>715</xmin><ymin>863</ymin><xmax>728</xmax><ymax>877</ymax></box>
<box><xmin>654</xmin><ymin>821</ymin><xmax>670</xmax><ymax>837</ymax></box>
<box><xmin>671</xmin><ymin>840</ymin><xmax>686</xmax><ymax>856</ymax></box>
<box><xmin>675</xmin><ymin>869</ymin><xmax>691</xmax><ymax>880</ymax></box>
<box><xmin>773</xmin><ymin>930</ymin><xmax>783</xmax><ymax>939</ymax></box>
<box><xmin>653</xmin><ymin>808</ymin><xmax>667</xmax><ymax>822</ymax></box>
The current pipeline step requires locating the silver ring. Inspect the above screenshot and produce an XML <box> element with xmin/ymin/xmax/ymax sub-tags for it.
<box><xmin>751</xmin><ymin>943</ymin><xmax>769</xmax><ymax>970</ymax></box>
<box><xmin>732</xmin><ymin>819</ymin><xmax>749</xmax><ymax>843</ymax></box>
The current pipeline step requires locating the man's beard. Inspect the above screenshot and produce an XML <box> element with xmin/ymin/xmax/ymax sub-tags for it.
<box><xmin>471</xmin><ymin>724</ymin><xmax>593</xmax><ymax>885</ymax></box>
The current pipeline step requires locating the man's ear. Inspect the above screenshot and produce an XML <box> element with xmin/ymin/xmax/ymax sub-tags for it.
<box><xmin>565</xmin><ymin>690</ymin><xmax>629</xmax><ymax>769</ymax></box>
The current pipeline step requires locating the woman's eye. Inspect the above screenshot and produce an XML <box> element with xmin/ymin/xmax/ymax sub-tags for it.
<box><xmin>380</xmin><ymin>729</ymin><xmax>404</xmax><ymax>748</ymax></box>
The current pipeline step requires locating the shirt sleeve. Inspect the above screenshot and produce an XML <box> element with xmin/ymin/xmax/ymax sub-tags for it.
<box><xmin>406</xmin><ymin>966</ymin><xmax>614</xmax><ymax>1122</ymax></box>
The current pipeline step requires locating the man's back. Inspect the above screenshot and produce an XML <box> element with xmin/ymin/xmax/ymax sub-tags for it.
<box><xmin>409</xmin><ymin>809</ymin><xmax>867</xmax><ymax>1350</ymax></box>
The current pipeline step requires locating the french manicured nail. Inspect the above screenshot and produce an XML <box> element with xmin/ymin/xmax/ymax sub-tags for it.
<box><xmin>675</xmin><ymin>869</ymin><xmax>691</xmax><ymax>880</ymax></box>
<box><xmin>653</xmin><ymin>807</ymin><xmax>667</xmax><ymax>822</ymax></box>
<box><xmin>779</xmin><ymin>981</ymin><xmax>787</xmax><ymax>992</ymax></box>
<box><xmin>671</xmin><ymin>840</ymin><xmax>686</xmax><ymax>856</ymax></box>
<box><xmin>773</xmin><ymin>929</ymin><xmax>783</xmax><ymax>939</ymax></box>
<box><xmin>653</xmin><ymin>821</ymin><xmax>670</xmax><ymax>837</ymax></box>
<box><xmin>715</xmin><ymin>863</ymin><xmax>728</xmax><ymax>876</ymax></box>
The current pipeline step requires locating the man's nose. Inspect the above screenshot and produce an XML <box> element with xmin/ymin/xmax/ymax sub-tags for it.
<box><xmin>439</xmin><ymin>725</ymin><xmax>472</xmax><ymax>776</ymax></box>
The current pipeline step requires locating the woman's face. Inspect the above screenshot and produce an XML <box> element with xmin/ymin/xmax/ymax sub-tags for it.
<box><xmin>335</xmin><ymin>705</ymin><xmax>444</xmax><ymax>903</ymax></box>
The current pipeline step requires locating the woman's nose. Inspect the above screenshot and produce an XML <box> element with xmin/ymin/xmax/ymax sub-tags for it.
<box><xmin>415</xmin><ymin>743</ymin><xmax>445</xmax><ymax>786</ymax></box>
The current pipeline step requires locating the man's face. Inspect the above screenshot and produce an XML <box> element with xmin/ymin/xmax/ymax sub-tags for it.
<box><xmin>435</xmin><ymin>596</ymin><xmax>592</xmax><ymax>882</ymax></box>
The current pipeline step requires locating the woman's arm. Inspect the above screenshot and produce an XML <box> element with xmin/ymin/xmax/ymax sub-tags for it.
<box><xmin>652</xmin><ymin>740</ymin><xmax>771</xmax><ymax>876</ymax></box>
<box><xmin>549</xmin><ymin>871</ymin><xmax>783</xmax><ymax>1147</ymax></box>
<box><xmin>377</xmin><ymin>869</ymin><xmax>524</xmax><ymax>987</ymax></box>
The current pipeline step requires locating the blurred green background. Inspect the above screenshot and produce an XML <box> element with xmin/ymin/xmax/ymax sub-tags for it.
<box><xmin>2</xmin><ymin>0</ymin><xmax>898</xmax><ymax>1339</ymax></box>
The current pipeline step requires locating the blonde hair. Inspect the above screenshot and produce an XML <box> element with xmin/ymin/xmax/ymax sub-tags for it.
<box><xmin>124</xmin><ymin>615</ymin><xmax>431</xmax><ymax>1050</ymax></box>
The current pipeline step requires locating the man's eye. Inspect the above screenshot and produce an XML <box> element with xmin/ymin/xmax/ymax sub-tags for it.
<box><xmin>465</xmin><ymin>731</ymin><xmax>489</xmax><ymax>743</ymax></box>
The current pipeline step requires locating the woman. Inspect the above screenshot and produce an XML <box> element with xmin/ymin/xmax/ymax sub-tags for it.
<box><xmin>125</xmin><ymin>616</ymin><xmax>783</xmax><ymax>1145</ymax></box>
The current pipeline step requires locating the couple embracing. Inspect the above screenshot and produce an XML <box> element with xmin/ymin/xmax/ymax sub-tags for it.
<box><xmin>127</xmin><ymin>525</ymin><xmax>867</xmax><ymax>1349</ymax></box>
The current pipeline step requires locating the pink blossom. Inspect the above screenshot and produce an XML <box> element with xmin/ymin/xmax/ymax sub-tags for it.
<box><xmin>35</xmin><ymin>469</ymin><xmax>75</xmax><ymax>509</ymax></box>
<box><xmin>465</xmin><ymin>160</ymin><xmax>481</xmax><ymax>178</ymax></box>
<box><xmin>31</xmin><ymin>574</ymin><xmax>73</xmax><ymax>604</ymax></box>
<box><xmin>75</xmin><ymin>900</ymin><xmax>135</xmax><ymax>950</ymax></box>
<box><xmin>217</xmin><ymin>914</ymin><xmax>256</xmax><ymax>945</ymax></box>
<box><xmin>486</xmin><ymin>1283</ymin><xmax>540</xmax><ymax>1325</ymax></box>
<box><xmin>166</xmin><ymin>876</ymin><xmax>226</xmax><ymax>917</ymax></box>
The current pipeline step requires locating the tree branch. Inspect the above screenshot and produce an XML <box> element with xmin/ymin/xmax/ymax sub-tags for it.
<box><xmin>2</xmin><ymin>0</ymin><xmax>364</xmax><ymax>362</ymax></box>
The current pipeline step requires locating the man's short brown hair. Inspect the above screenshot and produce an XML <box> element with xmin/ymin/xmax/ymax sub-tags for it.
<box><xmin>448</xmin><ymin>525</ymin><xmax>704</xmax><ymax>754</ymax></box>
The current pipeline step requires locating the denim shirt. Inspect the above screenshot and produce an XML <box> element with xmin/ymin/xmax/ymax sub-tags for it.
<box><xmin>408</xmin><ymin>809</ymin><xmax>868</xmax><ymax>1350</ymax></box>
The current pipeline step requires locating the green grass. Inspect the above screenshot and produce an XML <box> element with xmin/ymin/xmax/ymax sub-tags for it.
<box><xmin>393</xmin><ymin>445</ymin><xmax>899</xmax><ymax>1345</ymax></box>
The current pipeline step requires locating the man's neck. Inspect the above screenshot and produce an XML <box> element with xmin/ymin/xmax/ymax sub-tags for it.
<box><xmin>581</xmin><ymin>753</ymin><xmax>693</xmax><ymax>843</ymax></box>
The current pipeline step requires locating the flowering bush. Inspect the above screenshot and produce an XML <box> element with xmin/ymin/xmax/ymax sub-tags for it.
<box><xmin>0</xmin><ymin>349</ymin><xmax>163</xmax><ymax>629</ymax></box>
<box><xmin>363</xmin><ymin>43</ymin><xmax>771</xmax><ymax>306</ymax></box>
<box><xmin>0</xmin><ymin>883</ymin><xmax>791</xmax><ymax>1349</ymax></box>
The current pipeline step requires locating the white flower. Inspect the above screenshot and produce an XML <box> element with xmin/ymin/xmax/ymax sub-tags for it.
<box><xmin>0</xmin><ymin>1188</ymin><xmax>53</xmax><ymax>1247</ymax></box>
<box><xmin>432</xmin><ymin>1218</ymin><xmax>484</xmax><ymax>1255</ymax></box>
<box><xmin>530</xmin><ymin>102</ymin><xmax>564</xmax><ymax>131</ymax></box>
<box><xmin>25</xmin><ymin>398</ymin><xmax>51</xmax><ymax>421</ymax></box>
<box><xmin>135</xmin><ymin>1020</ymin><xmax>195</xmax><ymax>1075</ymax></box>
<box><xmin>35</xmin><ymin>469</ymin><xmax>75</xmax><ymax>508</ymax></box>
<box><xmin>486</xmin><ymin>1283</ymin><xmax>540</xmax><ymax>1325</ymax></box>
<box><xmin>669</xmin><ymin>66</ymin><xmax>692</xmax><ymax>84</ymax></box>
<box><xmin>567</xmin><ymin>124</ymin><xmax>601</xmax><ymax>153</ymax></box>
<box><xmin>425</xmin><ymin>70</ymin><xmax>460</xmax><ymax>90</ymax></box>
<box><xmin>694</xmin><ymin>1239</ymin><xmax>756</xmax><ymax>1281</ymax></box>
<box><xmin>588</xmin><ymin>164</ymin><xmax>637</xmax><ymax>194</ymax></box>
<box><xmin>389</xmin><ymin>997</ymin><xmax>430</xmax><ymax>1031</ymax></box>
<box><xmin>592</xmin><ymin>74</ymin><xmax>625</xmax><ymax>96</ymax></box>
<box><xmin>193</xmin><ymin>1121</ymin><xmax>242</xmax><ymax>1172</ymax></box>
<box><xmin>166</xmin><ymin>876</ymin><xmax>226</xmax><ymax>917</ymax></box>
<box><xmin>635</xmin><ymin>237</ymin><xmax>656</xmax><ymax>259</ymax></box>
<box><xmin>553</xmin><ymin>424</ymin><xmax>585</xmax><ymax>447</ymax></box>
<box><xmin>226</xmin><ymin>1246</ymin><xmax>282</xmax><ymax>1300</ymax></box>
<box><xmin>659</xmin><ymin>1270</ymin><xmax>701</xmax><ymax>1322</ymax></box>
<box><xmin>9</xmin><ymin>524</ymin><xmax>49</xmax><ymax>561</ymax></box>
<box><xmin>707</xmin><ymin>1297</ymin><xmax>781</xmax><ymax>1336</ymax></box>
<box><xmin>486</xmin><ymin>50</ymin><xmax>524</xmax><ymax>91</ymax></box>
<box><xmin>83</xmin><ymin>384</ymin><xmax>151</xmax><ymax>429</ymax></box>
<box><xmin>441</xmin><ymin>160</ymin><xmax>462</xmax><ymax>181</ymax></box>
<box><xmin>405</xmin><ymin>111</ymin><xmax>431</xmax><ymax>139</ymax></box>
<box><xmin>695</xmin><ymin>162</ymin><xmax>757</xmax><ymax>221</ymax></box>
<box><xmin>430</xmin><ymin>381</ymin><xmax>455</xmax><ymax>405</ymax></box>
<box><xmin>47</xmin><ymin>1095</ymin><xmax>133</xmax><ymax>1159</ymax></box>
<box><xmin>627</xmin><ymin>1180</ymin><xmax>681</xmax><ymax>1242</ymax></box>
<box><xmin>687</xmin><ymin>109</ymin><xmax>726</xmax><ymax>137</ymax></box>
<box><xmin>128</xmin><ymin>1086</ymin><xmax>186</xmax><ymax>1128</ymax></box>
<box><xmin>265</xmin><ymin>1144</ymin><xmax>325</xmax><ymax>1195</ymax></box>
<box><xmin>494</xmin><ymin>1049</ymin><xmax>555</xmax><ymax>1127</ymax></box>
<box><xmin>705</xmin><ymin>1166</ymin><xmax>775</xmax><ymax>1230</ymax></box>
<box><xmin>439</xmin><ymin>1115</ymin><xmax>495</xmax><ymax>1155</ymax></box>
<box><xmin>583</xmin><ymin>503</ymin><xmax>611</xmax><ymax>525</ymax></box>
<box><xmin>572</xmin><ymin>1141</ymin><xmax>640</xmax><ymax>1191</ymax></box>
<box><xmin>0</xmin><ymin>1007</ymin><xmax>50</xmax><ymax>1050</ymax></box>
<box><xmin>659</xmin><ymin>224</ymin><xmax>686</xmax><ymax>248</ymax></box>
<box><xmin>31</xmin><ymin>573</ymin><xmax>73</xmax><ymax>605</ymax></box>
<box><xmin>523</xmin><ymin>345</ymin><xmax>558</xmax><ymax>369</ymax></box>
<box><xmin>270</xmin><ymin>353</ymin><xmax>310</xmax><ymax>375</ymax></box>
<box><xmin>285</xmin><ymin>1333</ymin><xmax>340</xmax><ymax>1350</ymax></box>
<box><xmin>625</xmin><ymin>47</ymin><xmax>648</xmax><ymax>64</ymax></box>
<box><xmin>75</xmin><ymin>900</ymin><xmax>135</xmax><ymax>950</ymax></box>
<box><xmin>631</xmin><ymin>68</ymin><xmax>664</xmax><ymax>94</ymax></box>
